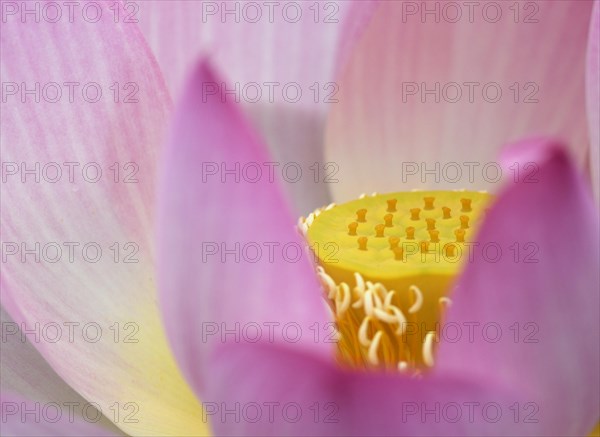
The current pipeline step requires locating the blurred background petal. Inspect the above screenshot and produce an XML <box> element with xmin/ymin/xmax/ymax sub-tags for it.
<box><xmin>0</xmin><ymin>307</ymin><xmax>125</xmax><ymax>436</ymax></box>
<box><xmin>325</xmin><ymin>0</ymin><xmax>594</xmax><ymax>201</ymax></box>
<box><xmin>138</xmin><ymin>1</ymin><xmax>378</xmax><ymax>213</ymax></box>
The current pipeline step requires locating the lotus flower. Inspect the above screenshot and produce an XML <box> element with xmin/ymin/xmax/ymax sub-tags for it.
<box><xmin>1</xmin><ymin>1</ymin><xmax>599</xmax><ymax>437</ymax></box>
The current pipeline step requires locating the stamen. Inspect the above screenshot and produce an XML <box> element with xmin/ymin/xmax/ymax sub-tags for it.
<box><xmin>364</xmin><ymin>289</ymin><xmax>375</xmax><ymax>317</ymax></box>
<box><xmin>358</xmin><ymin>317</ymin><xmax>373</xmax><ymax>347</ymax></box>
<box><xmin>423</xmin><ymin>196</ymin><xmax>435</xmax><ymax>210</ymax></box>
<box><xmin>410</xmin><ymin>208</ymin><xmax>420</xmax><ymax>220</ymax></box>
<box><xmin>336</xmin><ymin>283</ymin><xmax>351</xmax><ymax>315</ymax></box>
<box><xmin>323</xmin><ymin>300</ymin><xmax>335</xmax><ymax>321</ymax></box>
<box><xmin>358</xmin><ymin>236</ymin><xmax>368</xmax><ymax>251</ymax></box>
<box><xmin>405</xmin><ymin>226</ymin><xmax>415</xmax><ymax>240</ymax></box>
<box><xmin>317</xmin><ymin>268</ymin><xmax>337</xmax><ymax>299</ymax></box>
<box><xmin>439</xmin><ymin>296</ymin><xmax>452</xmax><ymax>309</ymax></box>
<box><xmin>460</xmin><ymin>198</ymin><xmax>472</xmax><ymax>212</ymax></box>
<box><xmin>367</xmin><ymin>284</ymin><xmax>384</xmax><ymax>308</ymax></box>
<box><xmin>423</xmin><ymin>332</ymin><xmax>436</xmax><ymax>367</ymax></box>
<box><xmin>389</xmin><ymin>236</ymin><xmax>400</xmax><ymax>249</ymax></box>
<box><xmin>356</xmin><ymin>208</ymin><xmax>367</xmax><ymax>222</ymax></box>
<box><xmin>393</xmin><ymin>247</ymin><xmax>404</xmax><ymax>261</ymax></box>
<box><xmin>442</xmin><ymin>207</ymin><xmax>451</xmax><ymax>219</ymax></box>
<box><xmin>368</xmin><ymin>331</ymin><xmax>383</xmax><ymax>366</ymax></box>
<box><xmin>354</xmin><ymin>272</ymin><xmax>366</xmax><ymax>296</ymax></box>
<box><xmin>408</xmin><ymin>285</ymin><xmax>423</xmax><ymax>314</ymax></box>
<box><xmin>389</xmin><ymin>305</ymin><xmax>407</xmax><ymax>335</ymax></box>
<box><xmin>384</xmin><ymin>290</ymin><xmax>395</xmax><ymax>307</ymax></box>
<box><xmin>374</xmin><ymin>307</ymin><xmax>398</xmax><ymax>324</ymax></box>
<box><xmin>374</xmin><ymin>224</ymin><xmax>385</xmax><ymax>238</ymax></box>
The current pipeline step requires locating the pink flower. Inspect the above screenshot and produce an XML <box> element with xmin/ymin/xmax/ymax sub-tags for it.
<box><xmin>1</xmin><ymin>1</ymin><xmax>598</xmax><ymax>436</ymax></box>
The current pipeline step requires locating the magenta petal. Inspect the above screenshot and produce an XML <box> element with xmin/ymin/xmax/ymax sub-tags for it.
<box><xmin>157</xmin><ymin>60</ymin><xmax>334</xmax><ymax>397</ymax></box>
<box><xmin>438</xmin><ymin>139</ymin><xmax>600</xmax><ymax>435</ymax></box>
<box><xmin>0</xmin><ymin>392</ymin><xmax>117</xmax><ymax>437</ymax></box>
<box><xmin>587</xmin><ymin>0</ymin><xmax>600</xmax><ymax>203</ymax></box>
<box><xmin>204</xmin><ymin>343</ymin><xmax>546</xmax><ymax>436</ymax></box>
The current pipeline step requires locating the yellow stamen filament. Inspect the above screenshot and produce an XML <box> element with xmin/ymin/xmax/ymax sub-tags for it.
<box><xmin>410</xmin><ymin>208</ymin><xmax>420</xmax><ymax>220</ymax></box>
<box><xmin>461</xmin><ymin>198</ymin><xmax>472</xmax><ymax>212</ymax></box>
<box><xmin>374</xmin><ymin>224</ymin><xmax>385</xmax><ymax>238</ymax></box>
<box><xmin>460</xmin><ymin>215</ymin><xmax>470</xmax><ymax>229</ymax></box>
<box><xmin>389</xmin><ymin>236</ymin><xmax>400</xmax><ymax>249</ymax></box>
<box><xmin>423</xmin><ymin>196</ymin><xmax>435</xmax><ymax>210</ymax></box>
<box><xmin>442</xmin><ymin>206</ymin><xmax>451</xmax><ymax>219</ymax></box>
<box><xmin>357</xmin><ymin>208</ymin><xmax>367</xmax><ymax>222</ymax></box>
<box><xmin>405</xmin><ymin>226</ymin><xmax>415</xmax><ymax>240</ymax></box>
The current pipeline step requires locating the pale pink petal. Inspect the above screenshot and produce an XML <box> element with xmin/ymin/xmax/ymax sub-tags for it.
<box><xmin>138</xmin><ymin>1</ymin><xmax>378</xmax><ymax>213</ymax></box>
<box><xmin>157</xmin><ymin>60</ymin><xmax>333</xmax><ymax>396</ymax></box>
<box><xmin>1</xmin><ymin>5</ymin><xmax>206</xmax><ymax>435</ymax></box>
<box><xmin>0</xmin><ymin>307</ymin><xmax>124</xmax><ymax>436</ymax></box>
<box><xmin>438</xmin><ymin>139</ymin><xmax>600</xmax><ymax>436</ymax></box>
<box><xmin>0</xmin><ymin>391</ymin><xmax>118</xmax><ymax>437</ymax></box>
<box><xmin>326</xmin><ymin>1</ymin><xmax>593</xmax><ymax>201</ymax></box>
<box><xmin>587</xmin><ymin>0</ymin><xmax>600</xmax><ymax>203</ymax></box>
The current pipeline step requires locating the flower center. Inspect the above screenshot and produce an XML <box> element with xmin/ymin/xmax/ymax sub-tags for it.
<box><xmin>300</xmin><ymin>191</ymin><xmax>492</xmax><ymax>374</ymax></box>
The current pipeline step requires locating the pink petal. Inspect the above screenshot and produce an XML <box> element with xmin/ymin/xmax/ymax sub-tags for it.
<box><xmin>203</xmin><ymin>342</ymin><xmax>546</xmax><ymax>436</ymax></box>
<box><xmin>437</xmin><ymin>139</ymin><xmax>600</xmax><ymax>436</ymax></box>
<box><xmin>325</xmin><ymin>1</ymin><xmax>594</xmax><ymax>201</ymax></box>
<box><xmin>157</xmin><ymin>60</ymin><xmax>333</xmax><ymax>397</ymax></box>
<box><xmin>138</xmin><ymin>1</ymin><xmax>377</xmax><ymax>213</ymax></box>
<box><xmin>1</xmin><ymin>5</ymin><xmax>207</xmax><ymax>435</ymax></box>
<box><xmin>587</xmin><ymin>0</ymin><xmax>600</xmax><ymax>203</ymax></box>
<box><xmin>0</xmin><ymin>391</ymin><xmax>117</xmax><ymax>437</ymax></box>
<box><xmin>0</xmin><ymin>307</ymin><xmax>124</xmax><ymax>436</ymax></box>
